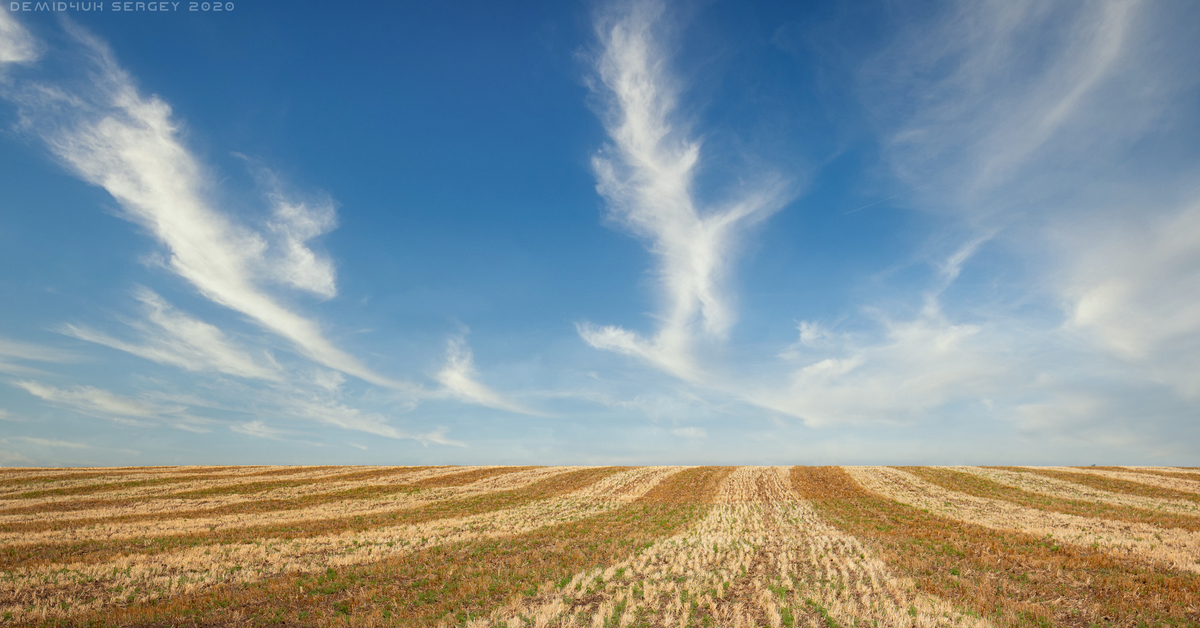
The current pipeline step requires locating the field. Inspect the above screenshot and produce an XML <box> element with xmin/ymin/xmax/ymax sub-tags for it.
<box><xmin>1</xmin><ymin>466</ymin><xmax>1199</xmax><ymax>627</ymax></box>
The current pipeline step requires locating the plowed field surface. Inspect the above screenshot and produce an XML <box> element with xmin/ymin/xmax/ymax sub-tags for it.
<box><xmin>2</xmin><ymin>466</ymin><xmax>1197</xmax><ymax>627</ymax></box>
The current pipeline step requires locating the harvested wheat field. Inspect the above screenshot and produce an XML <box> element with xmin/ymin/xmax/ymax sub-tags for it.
<box><xmin>1</xmin><ymin>466</ymin><xmax>1199</xmax><ymax>627</ymax></box>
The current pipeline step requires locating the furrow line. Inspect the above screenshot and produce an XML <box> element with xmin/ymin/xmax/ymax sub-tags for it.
<box><xmin>848</xmin><ymin>466</ymin><xmax>1200</xmax><ymax>573</ymax></box>
<box><xmin>2</xmin><ymin>466</ymin><xmax>687</xmax><ymax>624</ymax></box>
<box><xmin>0</xmin><ymin>467</ymin><xmax>546</xmax><ymax>531</ymax></box>
<box><xmin>1040</xmin><ymin>466</ymin><xmax>1200</xmax><ymax>496</ymax></box>
<box><xmin>0</xmin><ymin>466</ymin><xmax>471</xmax><ymax>517</ymax></box>
<box><xmin>0</xmin><ymin>467</ymin><xmax>568</xmax><ymax>544</ymax></box>
<box><xmin>955</xmin><ymin>466</ymin><xmax>1200</xmax><ymax>517</ymax></box>
<box><xmin>807</xmin><ymin>466</ymin><xmax>1200</xmax><ymax>626</ymax></box>
<box><xmin>480</xmin><ymin>467</ymin><xmax>988</xmax><ymax>628</ymax></box>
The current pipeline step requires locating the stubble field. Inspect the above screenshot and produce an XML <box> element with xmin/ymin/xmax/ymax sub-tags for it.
<box><xmin>1</xmin><ymin>465</ymin><xmax>1199</xmax><ymax>627</ymax></box>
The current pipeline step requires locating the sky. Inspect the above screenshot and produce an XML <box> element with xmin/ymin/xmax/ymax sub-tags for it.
<box><xmin>1</xmin><ymin>0</ymin><xmax>1198</xmax><ymax>466</ymax></box>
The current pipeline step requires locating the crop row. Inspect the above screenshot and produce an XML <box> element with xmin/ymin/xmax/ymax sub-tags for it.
<box><xmin>0</xmin><ymin>465</ymin><xmax>1197</xmax><ymax>627</ymax></box>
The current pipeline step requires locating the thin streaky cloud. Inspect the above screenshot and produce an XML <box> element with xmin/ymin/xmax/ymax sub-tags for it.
<box><xmin>61</xmin><ymin>287</ymin><xmax>284</xmax><ymax>382</ymax></box>
<box><xmin>0</xmin><ymin>336</ymin><xmax>80</xmax><ymax>376</ymax></box>
<box><xmin>0</xmin><ymin>7</ymin><xmax>38</xmax><ymax>66</ymax></box>
<box><xmin>434</xmin><ymin>334</ymin><xmax>544</xmax><ymax>416</ymax></box>
<box><xmin>275</xmin><ymin>388</ymin><xmax>464</xmax><ymax>445</ymax></box>
<box><xmin>13</xmin><ymin>380</ymin><xmax>213</xmax><ymax>432</ymax></box>
<box><xmin>0</xmin><ymin>336</ymin><xmax>78</xmax><ymax>363</ymax></box>
<box><xmin>12</xmin><ymin>436</ymin><xmax>90</xmax><ymax>449</ymax></box>
<box><xmin>230</xmin><ymin>420</ymin><xmax>287</xmax><ymax>441</ymax></box>
<box><xmin>578</xmin><ymin>0</ymin><xmax>1009</xmax><ymax>430</ymax></box>
<box><xmin>967</xmin><ymin>0</ymin><xmax>1140</xmax><ymax>194</ymax></box>
<box><xmin>6</xmin><ymin>19</ymin><xmax>415</xmax><ymax>393</ymax></box>
<box><xmin>871</xmin><ymin>0</ymin><xmax>1146</xmax><ymax>207</ymax></box>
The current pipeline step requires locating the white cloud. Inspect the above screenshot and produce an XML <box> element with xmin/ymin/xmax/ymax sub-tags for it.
<box><xmin>63</xmin><ymin>287</ymin><xmax>283</xmax><ymax>381</ymax></box>
<box><xmin>435</xmin><ymin>334</ymin><xmax>542</xmax><ymax>416</ymax></box>
<box><xmin>1</xmin><ymin>16</ymin><xmax>517</xmax><ymax>446</ymax></box>
<box><xmin>581</xmin><ymin>0</ymin><xmax>789</xmax><ymax>380</ymax></box>
<box><xmin>11</xmin><ymin>436</ymin><xmax>90</xmax><ymax>449</ymax></box>
<box><xmin>868</xmin><ymin>0</ymin><xmax>1148</xmax><ymax>207</ymax></box>
<box><xmin>751</xmin><ymin>302</ymin><xmax>1015</xmax><ymax>427</ymax></box>
<box><xmin>270</xmin><ymin>389</ymin><xmax>463</xmax><ymax>446</ymax></box>
<box><xmin>0</xmin><ymin>7</ymin><xmax>39</xmax><ymax>67</ymax></box>
<box><xmin>230</xmin><ymin>420</ymin><xmax>286</xmax><ymax>440</ymax></box>
<box><xmin>854</xmin><ymin>0</ymin><xmax>1200</xmax><ymax>431</ymax></box>
<box><xmin>250</xmin><ymin>164</ymin><xmax>340</xmax><ymax>299</ymax></box>
<box><xmin>7</xmin><ymin>21</ymin><xmax>413</xmax><ymax>393</ymax></box>
<box><xmin>0</xmin><ymin>336</ymin><xmax>78</xmax><ymax>375</ymax></box>
<box><xmin>14</xmin><ymin>380</ymin><xmax>211</xmax><ymax>432</ymax></box>
<box><xmin>1059</xmin><ymin>200</ymin><xmax>1200</xmax><ymax>398</ymax></box>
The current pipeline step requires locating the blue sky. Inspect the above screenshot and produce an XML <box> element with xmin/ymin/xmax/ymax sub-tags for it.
<box><xmin>1</xmin><ymin>0</ymin><xmax>1198</xmax><ymax>466</ymax></box>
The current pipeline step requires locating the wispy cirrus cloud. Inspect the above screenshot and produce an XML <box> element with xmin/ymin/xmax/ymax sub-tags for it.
<box><xmin>14</xmin><ymin>380</ymin><xmax>213</xmax><ymax>432</ymax></box>
<box><xmin>276</xmin><ymin>390</ymin><xmax>452</xmax><ymax>443</ymax></box>
<box><xmin>5</xmin><ymin>20</ymin><xmax>412</xmax><ymax>393</ymax></box>
<box><xmin>577</xmin><ymin>0</ymin><xmax>1200</xmax><ymax>453</ymax></box>
<box><xmin>0</xmin><ymin>336</ymin><xmax>79</xmax><ymax>375</ymax></box>
<box><xmin>0</xmin><ymin>7</ymin><xmax>38</xmax><ymax>67</ymax></box>
<box><xmin>435</xmin><ymin>333</ymin><xmax>542</xmax><ymax>416</ymax></box>
<box><xmin>576</xmin><ymin>0</ymin><xmax>1003</xmax><ymax>430</ymax></box>
<box><xmin>230</xmin><ymin>420</ymin><xmax>288</xmax><ymax>441</ymax></box>
<box><xmin>8</xmin><ymin>436</ymin><xmax>90</xmax><ymax>449</ymax></box>
<box><xmin>867</xmin><ymin>0</ymin><xmax>1147</xmax><ymax>208</ymax></box>
<box><xmin>62</xmin><ymin>287</ymin><xmax>283</xmax><ymax>382</ymax></box>
<box><xmin>773</xmin><ymin>0</ymin><xmax>1200</xmax><ymax>440</ymax></box>
<box><xmin>579</xmin><ymin>0</ymin><xmax>789</xmax><ymax>380</ymax></box>
<box><xmin>0</xmin><ymin>13</ymin><xmax>512</xmax><ymax>445</ymax></box>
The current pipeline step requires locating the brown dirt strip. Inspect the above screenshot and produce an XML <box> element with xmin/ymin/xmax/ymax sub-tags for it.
<box><xmin>160</xmin><ymin>467</ymin><xmax>462</xmax><ymax>498</ymax></box>
<box><xmin>0</xmin><ymin>468</ymin><xmax>683</xmax><ymax>623</ymax></box>
<box><xmin>1001</xmin><ymin>467</ymin><xmax>1200</xmax><ymax>503</ymax></box>
<box><xmin>2</xmin><ymin>477</ymin><xmax>215</xmax><ymax>500</ymax></box>
<box><xmin>906</xmin><ymin>467</ymin><xmax>1200</xmax><ymax>532</ymax></box>
<box><xmin>1067</xmin><ymin>467</ymin><xmax>1200</xmax><ymax>496</ymax></box>
<box><xmin>0</xmin><ymin>467</ymin><xmax>465</xmax><ymax>520</ymax></box>
<box><xmin>485</xmin><ymin>467</ymin><xmax>988</xmax><ymax>628</ymax></box>
<box><xmin>0</xmin><ymin>466</ymin><xmax>270</xmax><ymax>488</ymax></box>
<box><xmin>0</xmin><ymin>467</ymin><xmax>618</xmax><ymax>571</ymax></box>
<box><xmin>802</xmin><ymin>466</ymin><xmax>1200</xmax><ymax>627</ymax></box>
<box><xmin>1088</xmin><ymin>467</ymin><xmax>1200</xmax><ymax>482</ymax></box>
<box><xmin>59</xmin><ymin>467</ymin><xmax>731</xmax><ymax>628</ymax></box>
<box><xmin>0</xmin><ymin>468</ymin><xmax>565</xmax><ymax>546</ymax></box>
<box><xmin>0</xmin><ymin>465</ymin><xmax>339</xmax><ymax>488</ymax></box>
<box><xmin>957</xmin><ymin>466</ymin><xmax>1200</xmax><ymax>518</ymax></box>
<box><xmin>853</xmin><ymin>466</ymin><xmax>1200</xmax><ymax>571</ymax></box>
<box><xmin>0</xmin><ymin>467</ymin><xmax>528</xmax><ymax>534</ymax></box>
<box><xmin>0</xmin><ymin>466</ymin><xmax>388</xmax><ymax>502</ymax></box>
